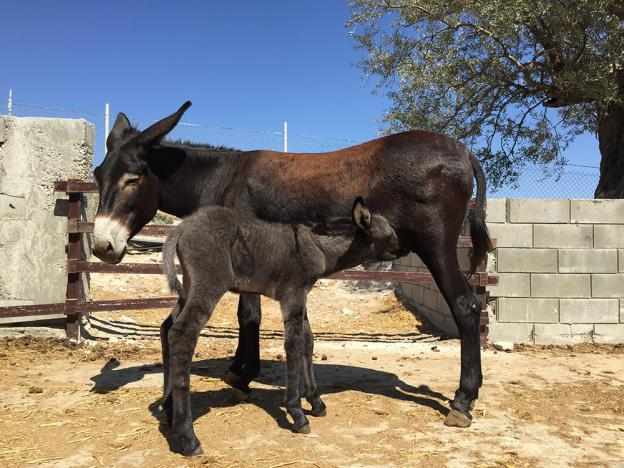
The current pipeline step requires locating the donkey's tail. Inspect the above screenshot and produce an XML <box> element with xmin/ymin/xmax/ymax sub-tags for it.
<box><xmin>468</xmin><ymin>152</ymin><xmax>494</xmax><ymax>275</ymax></box>
<box><xmin>162</xmin><ymin>225</ymin><xmax>184</xmax><ymax>298</ymax></box>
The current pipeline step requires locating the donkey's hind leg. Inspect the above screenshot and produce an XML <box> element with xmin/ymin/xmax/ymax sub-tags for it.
<box><xmin>302</xmin><ymin>310</ymin><xmax>326</xmax><ymax>417</ymax></box>
<box><xmin>280</xmin><ymin>292</ymin><xmax>310</xmax><ymax>433</ymax></box>
<box><xmin>167</xmin><ymin>291</ymin><xmax>223</xmax><ymax>456</ymax></box>
<box><xmin>416</xmin><ymin>239</ymin><xmax>482</xmax><ymax>428</ymax></box>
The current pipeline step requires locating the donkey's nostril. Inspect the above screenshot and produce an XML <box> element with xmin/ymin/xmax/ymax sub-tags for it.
<box><xmin>105</xmin><ymin>242</ymin><xmax>114</xmax><ymax>253</ymax></box>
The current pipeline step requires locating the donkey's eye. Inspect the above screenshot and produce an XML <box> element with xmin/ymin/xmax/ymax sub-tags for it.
<box><xmin>124</xmin><ymin>176</ymin><xmax>141</xmax><ymax>187</ymax></box>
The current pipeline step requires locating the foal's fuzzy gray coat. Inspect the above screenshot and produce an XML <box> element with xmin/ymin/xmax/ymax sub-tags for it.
<box><xmin>160</xmin><ymin>200</ymin><xmax>400</xmax><ymax>455</ymax></box>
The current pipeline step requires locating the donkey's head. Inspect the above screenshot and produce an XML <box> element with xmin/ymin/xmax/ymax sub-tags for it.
<box><xmin>92</xmin><ymin>101</ymin><xmax>192</xmax><ymax>263</ymax></box>
<box><xmin>351</xmin><ymin>197</ymin><xmax>401</xmax><ymax>261</ymax></box>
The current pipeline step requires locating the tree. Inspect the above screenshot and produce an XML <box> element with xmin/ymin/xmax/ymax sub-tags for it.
<box><xmin>348</xmin><ymin>0</ymin><xmax>624</xmax><ymax>197</ymax></box>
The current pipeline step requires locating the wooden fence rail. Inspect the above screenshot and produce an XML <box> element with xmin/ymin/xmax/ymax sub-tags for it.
<box><xmin>0</xmin><ymin>179</ymin><xmax>498</xmax><ymax>343</ymax></box>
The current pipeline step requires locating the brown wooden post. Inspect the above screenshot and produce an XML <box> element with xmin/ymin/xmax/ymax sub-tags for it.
<box><xmin>65</xmin><ymin>186</ymin><xmax>86</xmax><ymax>342</ymax></box>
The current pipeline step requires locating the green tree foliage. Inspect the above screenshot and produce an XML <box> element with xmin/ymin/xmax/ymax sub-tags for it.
<box><xmin>349</xmin><ymin>0</ymin><xmax>624</xmax><ymax>195</ymax></box>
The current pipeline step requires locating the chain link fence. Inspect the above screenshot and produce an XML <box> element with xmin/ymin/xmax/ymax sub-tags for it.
<box><xmin>489</xmin><ymin>164</ymin><xmax>600</xmax><ymax>199</ymax></box>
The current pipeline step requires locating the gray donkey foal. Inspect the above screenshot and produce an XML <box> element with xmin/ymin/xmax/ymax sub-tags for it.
<box><xmin>161</xmin><ymin>198</ymin><xmax>401</xmax><ymax>456</ymax></box>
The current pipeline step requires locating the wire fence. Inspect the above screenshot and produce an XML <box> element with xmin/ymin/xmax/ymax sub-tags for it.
<box><xmin>5</xmin><ymin>97</ymin><xmax>601</xmax><ymax>200</ymax></box>
<box><xmin>490</xmin><ymin>164</ymin><xmax>600</xmax><ymax>199</ymax></box>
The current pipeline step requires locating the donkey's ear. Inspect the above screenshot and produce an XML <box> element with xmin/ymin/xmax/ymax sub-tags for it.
<box><xmin>136</xmin><ymin>101</ymin><xmax>192</xmax><ymax>147</ymax></box>
<box><xmin>106</xmin><ymin>112</ymin><xmax>132</xmax><ymax>152</ymax></box>
<box><xmin>352</xmin><ymin>197</ymin><xmax>372</xmax><ymax>231</ymax></box>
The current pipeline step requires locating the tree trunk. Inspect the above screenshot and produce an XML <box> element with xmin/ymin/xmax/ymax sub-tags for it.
<box><xmin>594</xmin><ymin>103</ymin><xmax>624</xmax><ymax>198</ymax></box>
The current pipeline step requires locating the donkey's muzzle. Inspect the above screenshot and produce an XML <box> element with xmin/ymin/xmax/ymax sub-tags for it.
<box><xmin>93</xmin><ymin>215</ymin><xmax>129</xmax><ymax>264</ymax></box>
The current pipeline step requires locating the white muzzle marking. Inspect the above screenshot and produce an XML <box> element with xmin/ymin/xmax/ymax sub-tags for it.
<box><xmin>93</xmin><ymin>215</ymin><xmax>130</xmax><ymax>260</ymax></box>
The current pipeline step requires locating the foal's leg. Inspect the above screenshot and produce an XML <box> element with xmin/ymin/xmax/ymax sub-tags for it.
<box><xmin>301</xmin><ymin>311</ymin><xmax>326</xmax><ymax>417</ymax></box>
<box><xmin>168</xmin><ymin>292</ymin><xmax>222</xmax><ymax>456</ymax></box>
<box><xmin>224</xmin><ymin>293</ymin><xmax>261</xmax><ymax>394</ymax></box>
<box><xmin>160</xmin><ymin>310</ymin><xmax>175</xmax><ymax>425</ymax></box>
<box><xmin>419</xmin><ymin>242</ymin><xmax>482</xmax><ymax>427</ymax></box>
<box><xmin>280</xmin><ymin>294</ymin><xmax>310</xmax><ymax>433</ymax></box>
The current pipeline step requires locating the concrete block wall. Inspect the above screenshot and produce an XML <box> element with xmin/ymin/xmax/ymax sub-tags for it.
<box><xmin>0</xmin><ymin>116</ymin><xmax>94</xmax><ymax>323</ymax></box>
<box><xmin>395</xmin><ymin>197</ymin><xmax>624</xmax><ymax>344</ymax></box>
<box><xmin>488</xmin><ymin>199</ymin><xmax>624</xmax><ymax>344</ymax></box>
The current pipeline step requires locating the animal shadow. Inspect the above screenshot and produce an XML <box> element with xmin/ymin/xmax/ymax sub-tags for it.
<box><xmin>90</xmin><ymin>356</ymin><xmax>451</xmax><ymax>441</ymax></box>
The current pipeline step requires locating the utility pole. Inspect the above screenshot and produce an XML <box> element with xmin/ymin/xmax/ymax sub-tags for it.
<box><xmin>104</xmin><ymin>103</ymin><xmax>110</xmax><ymax>154</ymax></box>
<box><xmin>283</xmin><ymin>120</ymin><xmax>288</xmax><ymax>152</ymax></box>
<box><xmin>7</xmin><ymin>89</ymin><xmax>13</xmax><ymax>116</ymax></box>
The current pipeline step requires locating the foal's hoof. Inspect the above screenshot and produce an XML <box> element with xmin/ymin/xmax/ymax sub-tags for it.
<box><xmin>293</xmin><ymin>422</ymin><xmax>311</xmax><ymax>434</ymax></box>
<box><xmin>444</xmin><ymin>409</ymin><xmax>472</xmax><ymax>428</ymax></box>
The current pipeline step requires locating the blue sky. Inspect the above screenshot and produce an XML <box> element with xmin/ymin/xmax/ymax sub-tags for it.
<box><xmin>1</xmin><ymin>1</ymin><xmax>601</xmax><ymax>197</ymax></box>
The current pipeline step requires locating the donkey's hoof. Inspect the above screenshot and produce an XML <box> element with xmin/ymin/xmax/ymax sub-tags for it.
<box><xmin>169</xmin><ymin>433</ymin><xmax>203</xmax><ymax>457</ymax></box>
<box><xmin>311</xmin><ymin>407</ymin><xmax>327</xmax><ymax>417</ymax></box>
<box><xmin>444</xmin><ymin>409</ymin><xmax>472</xmax><ymax>428</ymax></box>
<box><xmin>223</xmin><ymin>371</ymin><xmax>251</xmax><ymax>402</ymax></box>
<box><xmin>231</xmin><ymin>386</ymin><xmax>251</xmax><ymax>402</ymax></box>
<box><xmin>310</xmin><ymin>401</ymin><xmax>327</xmax><ymax>417</ymax></box>
<box><xmin>294</xmin><ymin>423</ymin><xmax>311</xmax><ymax>434</ymax></box>
<box><xmin>223</xmin><ymin>370</ymin><xmax>243</xmax><ymax>387</ymax></box>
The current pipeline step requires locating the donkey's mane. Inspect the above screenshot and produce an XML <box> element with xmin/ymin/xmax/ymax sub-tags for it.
<box><xmin>162</xmin><ymin>138</ymin><xmax>239</xmax><ymax>153</ymax></box>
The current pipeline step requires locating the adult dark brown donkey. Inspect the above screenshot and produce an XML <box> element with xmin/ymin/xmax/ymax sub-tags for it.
<box><xmin>92</xmin><ymin>101</ymin><xmax>492</xmax><ymax>431</ymax></box>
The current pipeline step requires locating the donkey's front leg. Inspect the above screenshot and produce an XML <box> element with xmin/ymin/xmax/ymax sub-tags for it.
<box><xmin>280</xmin><ymin>294</ymin><xmax>309</xmax><ymax>433</ymax></box>
<box><xmin>224</xmin><ymin>293</ymin><xmax>261</xmax><ymax>397</ymax></box>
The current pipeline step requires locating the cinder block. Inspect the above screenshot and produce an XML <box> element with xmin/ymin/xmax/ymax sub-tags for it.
<box><xmin>508</xmin><ymin>199</ymin><xmax>570</xmax><ymax>223</ymax></box>
<box><xmin>591</xmin><ymin>274</ymin><xmax>624</xmax><ymax>298</ymax></box>
<box><xmin>534</xmin><ymin>324</ymin><xmax>594</xmax><ymax>345</ymax></box>
<box><xmin>497</xmin><ymin>248</ymin><xmax>557</xmax><ymax>273</ymax></box>
<box><xmin>619</xmin><ymin>251</ymin><xmax>624</xmax><ymax>273</ymax></box>
<box><xmin>497</xmin><ymin>298</ymin><xmax>559</xmax><ymax>323</ymax></box>
<box><xmin>531</xmin><ymin>274</ymin><xmax>590</xmax><ymax>298</ymax></box>
<box><xmin>594</xmin><ymin>324</ymin><xmax>624</xmax><ymax>344</ymax></box>
<box><xmin>486</xmin><ymin>198</ymin><xmax>507</xmax><ymax>223</ymax></box>
<box><xmin>558</xmin><ymin>249</ymin><xmax>617</xmax><ymax>273</ymax></box>
<box><xmin>560</xmin><ymin>299</ymin><xmax>619</xmax><ymax>324</ymax></box>
<box><xmin>0</xmin><ymin>193</ymin><xmax>26</xmax><ymax>219</ymax></box>
<box><xmin>487</xmin><ymin>224</ymin><xmax>532</xmax><ymax>248</ymax></box>
<box><xmin>488</xmin><ymin>322</ymin><xmax>534</xmax><ymax>344</ymax></box>
<box><xmin>595</xmin><ymin>225</ymin><xmax>624</xmax><ymax>248</ymax></box>
<box><xmin>571</xmin><ymin>199</ymin><xmax>624</xmax><ymax>224</ymax></box>
<box><xmin>488</xmin><ymin>273</ymin><xmax>530</xmax><ymax>297</ymax></box>
<box><xmin>533</xmin><ymin>224</ymin><xmax>593</xmax><ymax>248</ymax></box>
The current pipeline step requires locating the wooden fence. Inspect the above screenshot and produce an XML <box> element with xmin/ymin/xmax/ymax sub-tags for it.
<box><xmin>0</xmin><ymin>179</ymin><xmax>497</xmax><ymax>342</ymax></box>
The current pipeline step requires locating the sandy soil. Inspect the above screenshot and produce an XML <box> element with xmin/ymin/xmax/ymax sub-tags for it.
<box><xmin>1</xmin><ymin>253</ymin><xmax>623</xmax><ymax>467</ymax></box>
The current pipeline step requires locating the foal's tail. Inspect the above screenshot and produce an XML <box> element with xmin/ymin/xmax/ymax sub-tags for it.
<box><xmin>162</xmin><ymin>225</ymin><xmax>184</xmax><ymax>299</ymax></box>
<box><xmin>468</xmin><ymin>153</ymin><xmax>494</xmax><ymax>275</ymax></box>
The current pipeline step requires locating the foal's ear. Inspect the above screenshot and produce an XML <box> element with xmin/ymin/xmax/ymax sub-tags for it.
<box><xmin>106</xmin><ymin>112</ymin><xmax>132</xmax><ymax>152</ymax></box>
<box><xmin>352</xmin><ymin>197</ymin><xmax>372</xmax><ymax>231</ymax></box>
<box><xmin>136</xmin><ymin>101</ymin><xmax>192</xmax><ymax>148</ymax></box>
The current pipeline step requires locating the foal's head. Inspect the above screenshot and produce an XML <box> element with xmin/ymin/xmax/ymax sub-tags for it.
<box><xmin>351</xmin><ymin>197</ymin><xmax>401</xmax><ymax>260</ymax></box>
<box><xmin>92</xmin><ymin>101</ymin><xmax>191</xmax><ymax>263</ymax></box>
<box><xmin>312</xmin><ymin>198</ymin><xmax>401</xmax><ymax>261</ymax></box>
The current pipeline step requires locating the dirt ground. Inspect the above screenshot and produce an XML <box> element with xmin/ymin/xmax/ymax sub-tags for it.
<box><xmin>1</xmin><ymin>253</ymin><xmax>623</xmax><ymax>467</ymax></box>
